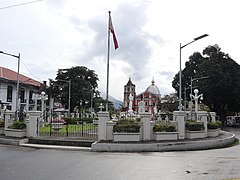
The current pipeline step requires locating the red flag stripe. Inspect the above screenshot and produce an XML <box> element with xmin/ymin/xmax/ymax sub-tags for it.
<box><xmin>109</xmin><ymin>15</ymin><xmax>119</xmax><ymax>50</ymax></box>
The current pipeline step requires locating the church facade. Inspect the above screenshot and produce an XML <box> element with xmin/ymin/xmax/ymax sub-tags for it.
<box><xmin>123</xmin><ymin>78</ymin><xmax>161</xmax><ymax>114</ymax></box>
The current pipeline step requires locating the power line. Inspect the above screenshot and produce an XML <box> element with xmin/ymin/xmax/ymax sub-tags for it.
<box><xmin>21</xmin><ymin>60</ymin><xmax>42</xmax><ymax>82</ymax></box>
<box><xmin>0</xmin><ymin>0</ymin><xmax>44</xmax><ymax>10</ymax></box>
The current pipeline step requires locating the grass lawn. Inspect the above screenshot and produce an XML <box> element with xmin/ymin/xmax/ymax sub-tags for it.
<box><xmin>40</xmin><ymin>124</ymin><xmax>97</xmax><ymax>135</ymax></box>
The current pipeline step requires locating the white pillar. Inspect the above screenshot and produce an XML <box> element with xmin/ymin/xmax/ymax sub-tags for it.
<box><xmin>173</xmin><ymin>111</ymin><xmax>185</xmax><ymax>139</ymax></box>
<box><xmin>4</xmin><ymin>111</ymin><xmax>15</xmax><ymax>129</ymax></box>
<box><xmin>210</xmin><ymin>112</ymin><xmax>216</xmax><ymax>122</ymax></box>
<box><xmin>49</xmin><ymin>96</ymin><xmax>54</xmax><ymax>123</ymax></box>
<box><xmin>0</xmin><ymin>109</ymin><xmax>4</xmax><ymax>119</ymax></box>
<box><xmin>140</xmin><ymin>112</ymin><xmax>151</xmax><ymax>141</ymax></box>
<box><xmin>197</xmin><ymin>111</ymin><xmax>208</xmax><ymax>137</ymax></box>
<box><xmin>98</xmin><ymin>111</ymin><xmax>109</xmax><ymax>141</ymax></box>
<box><xmin>26</xmin><ymin>111</ymin><xmax>41</xmax><ymax>137</ymax></box>
<box><xmin>106</xmin><ymin>121</ymin><xmax>116</xmax><ymax>140</ymax></box>
<box><xmin>149</xmin><ymin>94</ymin><xmax>152</xmax><ymax>113</ymax></box>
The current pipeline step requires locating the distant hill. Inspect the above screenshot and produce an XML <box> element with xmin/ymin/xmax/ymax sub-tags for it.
<box><xmin>109</xmin><ymin>96</ymin><xmax>123</xmax><ymax>109</ymax></box>
<box><xmin>100</xmin><ymin>92</ymin><xmax>123</xmax><ymax>109</ymax></box>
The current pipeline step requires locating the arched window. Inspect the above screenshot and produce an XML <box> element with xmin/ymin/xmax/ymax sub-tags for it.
<box><xmin>7</xmin><ymin>85</ymin><xmax>13</xmax><ymax>102</ymax></box>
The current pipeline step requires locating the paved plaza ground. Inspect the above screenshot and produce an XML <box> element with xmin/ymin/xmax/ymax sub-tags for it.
<box><xmin>0</xmin><ymin>127</ymin><xmax>239</xmax><ymax>180</ymax></box>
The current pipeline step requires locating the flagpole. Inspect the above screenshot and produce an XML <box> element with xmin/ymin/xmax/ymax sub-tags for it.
<box><xmin>106</xmin><ymin>11</ymin><xmax>111</xmax><ymax>111</ymax></box>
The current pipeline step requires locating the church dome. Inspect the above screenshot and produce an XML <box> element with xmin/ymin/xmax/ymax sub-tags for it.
<box><xmin>146</xmin><ymin>79</ymin><xmax>160</xmax><ymax>96</ymax></box>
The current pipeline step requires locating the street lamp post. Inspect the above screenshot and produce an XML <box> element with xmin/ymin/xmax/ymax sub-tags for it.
<box><xmin>0</xmin><ymin>51</ymin><xmax>20</xmax><ymax>119</ymax></box>
<box><xmin>190</xmin><ymin>76</ymin><xmax>209</xmax><ymax>102</ymax></box>
<box><xmin>39</xmin><ymin>91</ymin><xmax>48</xmax><ymax>122</ymax></box>
<box><xmin>82</xmin><ymin>88</ymin><xmax>94</xmax><ymax>115</ymax></box>
<box><xmin>190</xmin><ymin>89</ymin><xmax>203</xmax><ymax>112</ymax></box>
<box><xmin>56</xmin><ymin>79</ymin><xmax>71</xmax><ymax>116</ymax></box>
<box><xmin>190</xmin><ymin>76</ymin><xmax>209</xmax><ymax>111</ymax></box>
<box><xmin>179</xmin><ymin>34</ymin><xmax>208</xmax><ymax>111</ymax></box>
<box><xmin>79</xmin><ymin>100</ymin><xmax>84</xmax><ymax>136</ymax></box>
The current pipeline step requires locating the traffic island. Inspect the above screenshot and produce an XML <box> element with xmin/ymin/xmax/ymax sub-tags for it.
<box><xmin>91</xmin><ymin>131</ymin><xmax>237</xmax><ymax>152</ymax></box>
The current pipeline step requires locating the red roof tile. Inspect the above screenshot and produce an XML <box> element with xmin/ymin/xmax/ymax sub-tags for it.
<box><xmin>0</xmin><ymin>66</ymin><xmax>42</xmax><ymax>87</ymax></box>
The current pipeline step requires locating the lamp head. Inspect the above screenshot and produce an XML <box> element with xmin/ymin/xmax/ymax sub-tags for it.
<box><xmin>194</xmin><ymin>89</ymin><xmax>199</xmax><ymax>94</ymax></box>
<box><xmin>194</xmin><ymin>34</ymin><xmax>209</xmax><ymax>41</ymax></box>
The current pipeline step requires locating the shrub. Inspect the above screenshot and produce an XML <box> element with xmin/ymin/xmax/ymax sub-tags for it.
<box><xmin>117</xmin><ymin>118</ymin><xmax>136</xmax><ymax>124</ymax></box>
<box><xmin>185</xmin><ymin>120</ymin><xmax>204</xmax><ymax>131</ymax></box>
<box><xmin>82</xmin><ymin>117</ymin><xmax>93</xmax><ymax>124</ymax></box>
<box><xmin>64</xmin><ymin>117</ymin><xmax>94</xmax><ymax>124</ymax></box>
<box><xmin>153</xmin><ymin>122</ymin><xmax>176</xmax><ymax>132</ymax></box>
<box><xmin>208</xmin><ymin>121</ymin><xmax>222</xmax><ymax>129</ymax></box>
<box><xmin>8</xmin><ymin>120</ymin><xmax>26</xmax><ymax>129</ymax></box>
<box><xmin>113</xmin><ymin>123</ymin><xmax>140</xmax><ymax>133</ymax></box>
<box><xmin>0</xmin><ymin>120</ymin><xmax>4</xmax><ymax>127</ymax></box>
<box><xmin>64</xmin><ymin>118</ymin><xmax>78</xmax><ymax>124</ymax></box>
<box><xmin>113</xmin><ymin>118</ymin><xmax>140</xmax><ymax>133</ymax></box>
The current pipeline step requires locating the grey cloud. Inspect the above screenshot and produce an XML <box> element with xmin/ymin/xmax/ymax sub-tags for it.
<box><xmin>68</xmin><ymin>2</ymin><xmax>164</xmax><ymax>81</ymax></box>
<box><xmin>157</xmin><ymin>70</ymin><xmax>175</xmax><ymax>81</ymax></box>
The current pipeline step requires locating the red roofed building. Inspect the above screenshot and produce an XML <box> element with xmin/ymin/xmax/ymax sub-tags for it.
<box><xmin>0</xmin><ymin>66</ymin><xmax>43</xmax><ymax>111</ymax></box>
<box><xmin>123</xmin><ymin>78</ymin><xmax>161</xmax><ymax>114</ymax></box>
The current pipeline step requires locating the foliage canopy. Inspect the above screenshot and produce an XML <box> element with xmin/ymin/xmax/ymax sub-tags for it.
<box><xmin>172</xmin><ymin>44</ymin><xmax>240</xmax><ymax>120</ymax></box>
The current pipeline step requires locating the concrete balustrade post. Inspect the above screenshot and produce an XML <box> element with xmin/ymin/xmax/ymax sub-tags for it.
<box><xmin>106</xmin><ymin>121</ymin><xmax>116</xmax><ymax>140</ymax></box>
<box><xmin>197</xmin><ymin>111</ymin><xmax>208</xmax><ymax>137</ymax></box>
<box><xmin>26</xmin><ymin>111</ymin><xmax>41</xmax><ymax>137</ymax></box>
<box><xmin>4</xmin><ymin>111</ymin><xmax>15</xmax><ymax>129</ymax></box>
<box><xmin>140</xmin><ymin>112</ymin><xmax>152</xmax><ymax>141</ymax></box>
<box><xmin>98</xmin><ymin>111</ymin><xmax>109</xmax><ymax>141</ymax></box>
<box><xmin>173</xmin><ymin>111</ymin><xmax>186</xmax><ymax>139</ymax></box>
<box><xmin>210</xmin><ymin>112</ymin><xmax>216</xmax><ymax>122</ymax></box>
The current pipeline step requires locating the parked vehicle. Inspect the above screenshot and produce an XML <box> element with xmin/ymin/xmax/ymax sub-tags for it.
<box><xmin>226</xmin><ymin>116</ymin><xmax>240</xmax><ymax>126</ymax></box>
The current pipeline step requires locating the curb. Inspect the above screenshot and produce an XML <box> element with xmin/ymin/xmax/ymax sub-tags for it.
<box><xmin>20</xmin><ymin>143</ymin><xmax>91</xmax><ymax>151</ymax></box>
<box><xmin>91</xmin><ymin>131</ymin><xmax>237</xmax><ymax>152</ymax></box>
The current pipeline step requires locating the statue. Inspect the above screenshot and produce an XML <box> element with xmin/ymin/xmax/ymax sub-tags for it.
<box><xmin>128</xmin><ymin>93</ymin><xmax>133</xmax><ymax>113</ymax></box>
<box><xmin>153</xmin><ymin>105</ymin><xmax>157</xmax><ymax>114</ymax></box>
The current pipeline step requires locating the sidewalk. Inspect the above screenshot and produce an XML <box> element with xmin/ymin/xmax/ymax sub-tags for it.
<box><xmin>0</xmin><ymin>135</ymin><xmax>92</xmax><ymax>151</ymax></box>
<box><xmin>0</xmin><ymin>131</ymin><xmax>237</xmax><ymax>152</ymax></box>
<box><xmin>0</xmin><ymin>135</ymin><xmax>28</xmax><ymax>146</ymax></box>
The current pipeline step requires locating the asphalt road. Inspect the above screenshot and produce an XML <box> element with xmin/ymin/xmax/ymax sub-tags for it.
<box><xmin>0</xmin><ymin>127</ymin><xmax>239</xmax><ymax>180</ymax></box>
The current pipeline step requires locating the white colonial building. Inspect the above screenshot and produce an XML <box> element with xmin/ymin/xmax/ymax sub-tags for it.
<box><xmin>0</xmin><ymin>66</ymin><xmax>43</xmax><ymax>111</ymax></box>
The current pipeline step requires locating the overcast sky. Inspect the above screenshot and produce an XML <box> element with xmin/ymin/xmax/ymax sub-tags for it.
<box><xmin>1</xmin><ymin>0</ymin><xmax>240</xmax><ymax>101</ymax></box>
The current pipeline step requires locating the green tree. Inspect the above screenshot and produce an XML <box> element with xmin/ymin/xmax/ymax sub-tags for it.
<box><xmin>48</xmin><ymin>66</ymin><xmax>100</xmax><ymax>112</ymax></box>
<box><xmin>93</xmin><ymin>96</ymin><xmax>115</xmax><ymax>113</ymax></box>
<box><xmin>172</xmin><ymin>44</ymin><xmax>240</xmax><ymax>120</ymax></box>
<box><xmin>161</xmin><ymin>93</ymin><xmax>178</xmax><ymax>113</ymax></box>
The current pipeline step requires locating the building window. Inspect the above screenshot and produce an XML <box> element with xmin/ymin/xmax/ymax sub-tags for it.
<box><xmin>20</xmin><ymin>88</ymin><xmax>25</xmax><ymax>103</ymax></box>
<box><xmin>6</xmin><ymin>105</ymin><xmax>12</xmax><ymax>111</ymax></box>
<box><xmin>7</xmin><ymin>85</ymin><xmax>13</xmax><ymax>102</ymax></box>
<box><xmin>29</xmin><ymin>90</ymin><xmax>34</xmax><ymax>104</ymax></box>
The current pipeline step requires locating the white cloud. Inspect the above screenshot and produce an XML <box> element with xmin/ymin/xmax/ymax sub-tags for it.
<box><xmin>1</xmin><ymin>0</ymin><xmax>240</xmax><ymax>101</ymax></box>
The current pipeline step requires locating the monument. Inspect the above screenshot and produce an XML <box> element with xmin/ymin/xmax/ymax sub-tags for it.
<box><xmin>128</xmin><ymin>93</ymin><xmax>134</xmax><ymax>114</ymax></box>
